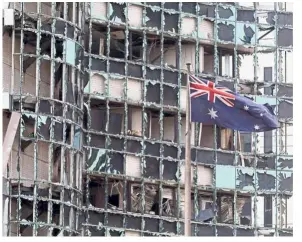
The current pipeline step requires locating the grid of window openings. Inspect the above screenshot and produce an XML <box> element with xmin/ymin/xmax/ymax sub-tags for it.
<box><xmin>3</xmin><ymin>2</ymin><xmax>85</xmax><ymax>237</ymax></box>
<box><xmin>83</xmin><ymin>2</ymin><xmax>293</xmax><ymax>236</ymax></box>
<box><xmin>3</xmin><ymin>2</ymin><xmax>292</xmax><ymax>237</ymax></box>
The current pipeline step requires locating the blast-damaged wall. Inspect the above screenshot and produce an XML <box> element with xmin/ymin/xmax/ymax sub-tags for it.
<box><xmin>2</xmin><ymin>2</ymin><xmax>293</xmax><ymax>237</ymax></box>
<box><xmin>2</xmin><ymin>2</ymin><xmax>85</xmax><ymax>236</ymax></box>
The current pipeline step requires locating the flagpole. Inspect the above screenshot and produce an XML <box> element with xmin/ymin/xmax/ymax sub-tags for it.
<box><xmin>184</xmin><ymin>63</ymin><xmax>192</xmax><ymax>236</ymax></box>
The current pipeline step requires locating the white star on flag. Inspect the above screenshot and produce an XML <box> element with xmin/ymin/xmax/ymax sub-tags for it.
<box><xmin>208</xmin><ymin>108</ymin><xmax>218</xmax><ymax>119</ymax></box>
<box><xmin>260</xmin><ymin>113</ymin><xmax>263</xmax><ymax>117</ymax></box>
<box><xmin>254</xmin><ymin>125</ymin><xmax>260</xmax><ymax>130</ymax></box>
<box><xmin>244</xmin><ymin>105</ymin><xmax>249</xmax><ymax>111</ymax></box>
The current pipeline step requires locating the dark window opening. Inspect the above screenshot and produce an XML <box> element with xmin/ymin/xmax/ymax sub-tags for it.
<box><xmin>264</xmin><ymin>195</ymin><xmax>273</xmax><ymax>227</ymax></box>
<box><xmin>108</xmin><ymin>194</ymin><xmax>120</xmax><ymax>208</ymax></box>
<box><xmin>220</xmin><ymin>128</ymin><xmax>234</xmax><ymax>150</ymax></box>
<box><xmin>150</xmin><ymin>189</ymin><xmax>176</xmax><ymax>218</ymax></box>
<box><xmin>150</xmin><ymin>202</ymin><xmax>159</xmax><ymax>215</ymax></box>
<box><xmin>240</xmin><ymin>132</ymin><xmax>252</xmax><ymax>152</ymax></box>
<box><xmin>129</xmin><ymin>32</ymin><xmax>144</xmax><ymax>62</ymax></box>
<box><xmin>265</xmin><ymin>195</ymin><xmax>272</xmax><ymax>211</ymax></box>
<box><xmin>209</xmin><ymin>194</ymin><xmax>252</xmax><ymax>225</ymax></box>
<box><xmin>87</xmin><ymin>26</ymin><xmax>128</xmax><ymax>59</ymax></box>
<box><xmin>90</xmin><ymin>102</ymin><xmax>125</xmax><ymax>135</ymax></box>
<box><xmin>130</xmin><ymin>184</ymin><xmax>159</xmax><ymax>215</ymax></box>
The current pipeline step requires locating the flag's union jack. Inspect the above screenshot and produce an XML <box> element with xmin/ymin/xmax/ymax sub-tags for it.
<box><xmin>189</xmin><ymin>75</ymin><xmax>235</xmax><ymax>107</ymax></box>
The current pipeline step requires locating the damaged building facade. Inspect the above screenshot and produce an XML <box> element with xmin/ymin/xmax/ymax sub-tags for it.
<box><xmin>2</xmin><ymin>2</ymin><xmax>293</xmax><ymax>237</ymax></box>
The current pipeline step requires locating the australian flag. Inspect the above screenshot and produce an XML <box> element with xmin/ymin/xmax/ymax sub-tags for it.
<box><xmin>189</xmin><ymin>75</ymin><xmax>279</xmax><ymax>132</ymax></box>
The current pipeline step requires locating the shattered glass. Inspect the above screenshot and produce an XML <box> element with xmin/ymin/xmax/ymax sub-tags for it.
<box><xmin>4</xmin><ymin>2</ymin><xmax>293</xmax><ymax>237</ymax></box>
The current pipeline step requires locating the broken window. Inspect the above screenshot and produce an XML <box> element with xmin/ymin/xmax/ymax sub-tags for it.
<box><xmin>85</xmin><ymin>26</ymin><xmax>107</xmax><ymax>56</ymax></box>
<box><xmin>279</xmin><ymin>122</ymin><xmax>293</xmax><ymax>155</ymax></box>
<box><xmin>253</xmin><ymin>194</ymin><xmax>292</xmax><ymax>229</ymax></box>
<box><xmin>108</xmin><ymin>108</ymin><xmax>124</xmax><ymax>134</ymax></box>
<box><xmin>108</xmin><ymin>107</ymin><xmax>124</xmax><ymax>135</ymax></box>
<box><xmin>164</xmin><ymin>12</ymin><xmax>179</xmax><ymax>33</ymax></box>
<box><xmin>221</xmin><ymin>55</ymin><xmax>233</xmax><ymax>77</ymax></box>
<box><xmin>110</xmin><ymin>60</ymin><xmax>126</xmax><ymax>76</ymax></box>
<box><xmin>161</xmin><ymin>187</ymin><xmax>176</xmax><ymax>217</ymax></box>
<box><xmin>220</xmin><ymin>128</ymin><xmax>234</xmax><ymax>150</ymax></box>
<box><xmin>130</xmin><ymin>183</ymin><xmax>159</xmax><ymax>215</ymax></box>
<box><xmin>236</xmin><ymin>168</ymin><xmax>255</xmax><ymax>191</ymax></box>
<box><xmin>148</xmin><ymin>36</ymin><xmax>178</xmax><ymax>69</ymax></box>
<box><xmin>195</xmin><ymin>193</ymin><xmax>251</xmax><ymax>226</ymax></box>
<box><xmin>3</xmin><ymin>1</ymin><xmax>294</xmax><ymax>237</ymax></box>
<box><xmin>217</xmin><ymin>151</ymin><xmax>235</xmax><ymax>166</ymax></box>
<box><xmin>257</xmin><ymin>24</ymin><xmax>275</xmax><ymax>47</ymax></box>
<box><xmin>163</xmin><ymin>85</ymin><xmax>178</xmax><ymax>106</ymax></box>
<box><xmin>217</xmin><ymin>128</ymin><xmax>252</xmax><ymax>152</ymax></box>
<box><xmin>163</xmin><ymin>69</ymin><xmax>179</xmax><ymax>85</ymax></box>
<box><xmin>277</xmin><ymin>195</ymin><xmax>293</xmax><ymax>229</ymax></box>
<box><xmin>146</xmin><ymin>7</ymin><xmax>161</xmax><ymax>30</ymax></box>
<box><xmin>239</xmin><ymin>132</ymin><xmax>252</xmax><ymax>152</ymax></box>
<box><xmin>163</xmin><ymin>113</ymin><xmax>176</xmax><ymax>142</ymax></box>
<box><xmin>146</xmin><ymin>82</ymin><xmax>161</xmax><ymax>104</ymax></box>
<box><xmin>198</xmin><ymin>3</ymin><xmax>215</xmax><ymax>18</ymax></box>
<box><xmin>144</xmin><ymin>157</ymin><xmax>160</xmax><ymax>179</ymax></box>
<box><xmin>217</xmin><ymin>21</ymin><xmax>235</xmax><ymax>42</ymax></box>
<box><xmin>204</xmin><ymin>52</ymin><xmax>215</xmax><ymax>74</ymax></box>
<box><xmin>65</xmin><ymin>40</ymin><xmax>77</xmax><ymax>66</ymax></box>
<box><xmin>87</xmin><ymin>25</ymin><xmax>129</xmax><ymax>59</ymax></box>
<box><xmin>162</xmin><ymin>159</ymin><xmax>177</xmax><ymax>181</ymax></box>
<box><xmin>143</xmin><ymin>143</ymin><xmax>160</xmax><ymax>161</ymax></box>
<box><xmin>257</xmin><ymin>171</ymin><xmax>276</xmax><ymax>191</ymax></box>
<box><xmin>89</xmin><ymin>179</ymin><xmax>123</xmax><ymax>210</ymax></box>
<box><xmin>280</xmin><ymin>50</ymin><xmax>293</xmax><ymax>84</ymax></box>
<box><xmin>146</xmin><ymin>110</ymin><xmax>178</xmax><ymax>142</ymax></box>
<box><xmin>110</xmin><ymin>28</ymin><xmax>126</xmax><ymax>59</ymax></box>
<box><xmin>129</xmin><ymin>183</ymin><xmax>143</xmax><ymax>213</ymax></box>
<box><xmin>164</xmin><ymin>2</ymin><xmax>179</xmax><ymax>11</ymax></box>
<box><xmin>128</xmin><ymin>31</ymin><xmax>143</xmax><ymax>62</ymax></box>
<box><xmin>90</xmin><ymin>108</ymin><xmax>106</xmax><ymax>132</ymax></box>
<box><xmin>148</xmin><ymin>110</ymin><xmax>160</xmax><ymax>140</ymax></box>
<box><xmin>146</xmin><ymin>65</ymin><xmax>161</xmax><ymax>81</ymax></box>
<box><xmin>146</xmin><ymin>186</ymin><xmax>177</xmax><ymax>217</ymax></box>
<box><xmin>182</xmin><ymin>2</ymin><xmax>196</xmax><ymax>14</ymax></box>
<box><xmin>110</xmin><ymin>3</ymin><xmax>126</xmax><ymax>23</ymax></box>
<box><xmin>278</xmin><ymin>171</ymin><xmax>293</xmax><ymax>192</ymax></box>
<box><xmin>237</xmin><ymin>9</ymin><xmax>255</xmax><ymax>23</ymax></box>
<box><xmin>277</xmin><ymin>84</ymin><xmax>293</xmax><ymax>98</ymax></box>
<box><xmin>127</xmin><ymin>107</ymin><xmax>143</xmax><ymax>137</ymax></box>
<box><xmin>89</xmin><ymin>56</ymin><xmax>107</xmax><ymax>72</ymax></box>
<box><xmin>163</xmin><ymin>144</ymin><xmax>178</xmax><ymax>159</ymax></box>
<box><xmin>256</xmin><ymin>52</ymin><xmax>275</xmax><ymax>84</ymax></box>
<box><xmin>217</xmin><ymin>195</ymin><xmax>251</xmax><ymax>225</ymax></box>
<box><xmin>237</xmin><ymin>23</ymin><xmax>256</xmax><ymax>46</ymax></box>
<box><xmin>128</xmin><ymin>62</ymin><xmax>143</xmax><ymax>78</ymax></box>
<box><xmin>218</xmin><ymin>6</ymin><xmax>235</xmax><ymax>21</ymax></box>
<box><xmin>89</xmin><ymin>102</ymin><xmax>124</xmax><ymax>135</ymax></box>
<box><xmin>195</xmin><ymin>194</ymin><xmax>214</xmax><ymax>222</ymax></box>
<box><xmin>263</xmin><ymin>195</ymin><xmax>273</xmax><ymax>227</ymax></box>
<box><xmin>254</xmin><ymin>131</ymin><xmax>274</xmax><ymax>154</ymax></box>
<box><xmin>278</xmin><ymin>100</ymin><xmax>293</xmax><ymax>121</ymax></box>
<box><xmin>277</xmin><ymin>28</ymin><xmax>293</xmax><ymax>47</ymax></box>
